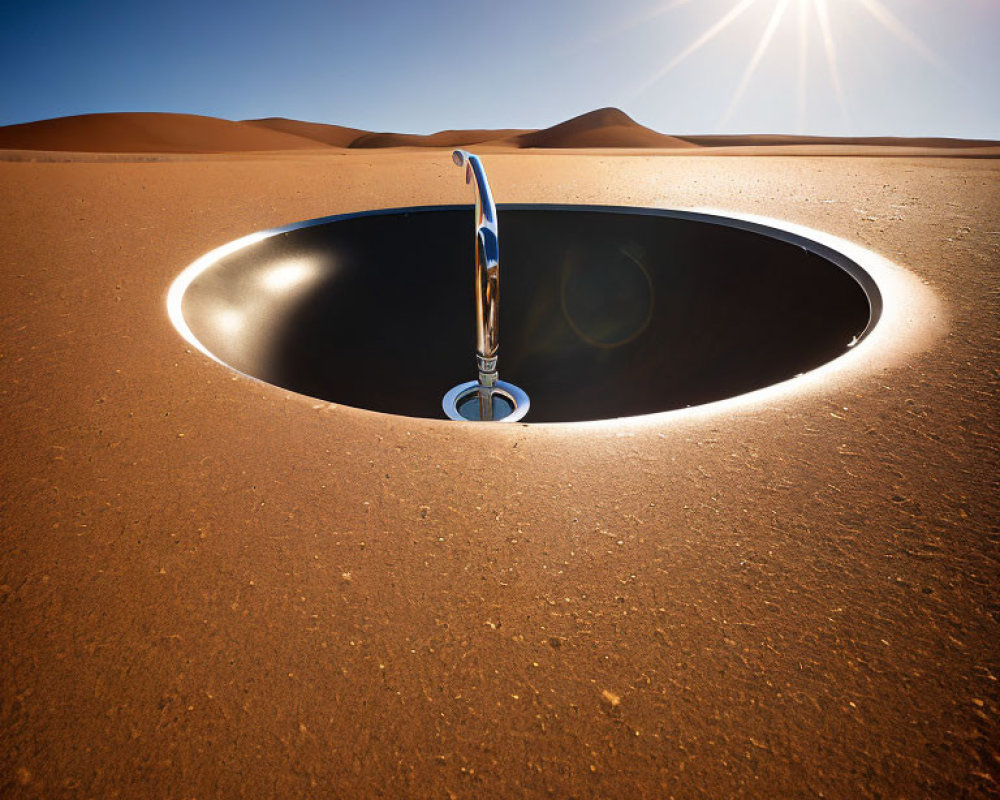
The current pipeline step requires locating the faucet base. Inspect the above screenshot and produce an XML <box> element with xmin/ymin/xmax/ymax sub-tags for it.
<box><xmin>442</xmin><ymin>380</ymin><xmax>530</xmax><ymax>423</ymax></box>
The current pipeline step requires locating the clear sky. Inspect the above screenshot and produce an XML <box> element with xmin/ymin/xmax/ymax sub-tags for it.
<box><xmin>2</xmin><ymin>0</ymin><xmax>997</xmax><ymax>138</ymax></box>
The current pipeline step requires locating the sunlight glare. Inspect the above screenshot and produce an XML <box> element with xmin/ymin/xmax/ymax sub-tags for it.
<box><xmin>856</xmin><ymin>0</ymin><xmax>947</xmax><ymax>71</ymax></box>
<box><xmin>812</xmin><ymin>0</ymin><xmax>848</xmax><ymax>118</ymax></box>
<box><xmin>631</xmin><ymin>0</ymin><xmax>759</xmax><ymax>99</ymax></box>
<box><xmin>796</xmin><ymin>0</ymin><xmax>809</xmax><ymax>132</ymax></box>
<box><xmin>722</xmin><ymin>0</ymin><xmax>791</xmax><ymax>125</ymax></box>
<box><xmin>630</xmin><ymin>0</ymin><xmax>949</xmax><ymax>131</ymax></box>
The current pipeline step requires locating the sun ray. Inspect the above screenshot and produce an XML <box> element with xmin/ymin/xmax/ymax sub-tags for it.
<box><xmin>607</xmin><ymin>0</ymin><xmax>697</xmax><ymax>42</ymax></box>
<box><xmin>796</xmin><ymin>0</ymin><xmax>810</xmax><ymax>133</ymax></box>
<box><xmin>855</xmin><ymin>0</ymin><xmax>948</xmax><ymax>71</ymax></box>
<box><xmin>561</xmin><ymin>0</ymin><xmax>695</xmax><ymax>59</ymax></box>
<box><xmin>812</xmin><ymin>0</ymin><xmax>848</xmax><ymax>119</ymax></box>
<box><xmin>721</xmin><ymin>0</ymin><xmax>792</xmax><ymax>125</ymax></box>
<box><xmin>630</xmin><ymin>0</ymin><xmax>760</xmax><ymax>99</ymax></box>
<box><xmin>624</xmin><ymin>0</ymin><xmax>697</xmax><ymax>28</ymax></box>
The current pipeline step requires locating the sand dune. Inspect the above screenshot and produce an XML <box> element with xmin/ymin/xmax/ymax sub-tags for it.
<box><xmin>242</xmin><ymin>117</ymin><xmax>367</xmax><ymax>148</ymax></box>
<box><xmin>512</xmin><ymin>107</ymin><xmax>698</xmax><ymax>149</ymax></box>
<box><xmin>678</xmin><ymin>133</ymin><xmax>1000</xmax><ymax>149</ymax></box>
<box><xmin>0</xmin><ymin>112</ymin><xmax>335</xmax><ymax>153</ymax></box>
<box><xmin>350</xmin><ymin>128</ymin><xmax>532</xmax><ymax>149</ymax></box>
<box><xmin>1</xmin><ymin>109</ymin><xmax>996</xmax><ymax>155</ymax></box>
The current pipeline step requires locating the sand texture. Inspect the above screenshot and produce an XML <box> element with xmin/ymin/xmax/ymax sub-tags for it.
<box><xmin>242</xmin><ymin>117</ymin><xmax>368</xmax><ymax>148</ymax></box>
<box><xmin>350</xmin><ymin>128</ymin><xmax>534</xmax><ymax>149</ymax></box>
<box><xmin>0</xmin><ymin>121</ymin><xmax>998</xmax><ymax>799</ymax></box>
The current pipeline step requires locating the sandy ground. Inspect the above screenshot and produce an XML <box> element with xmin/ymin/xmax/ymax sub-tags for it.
<box><xmin>1</xmin><ymin>149</ymin><xmax>998</xmax><ymax>799</ymax></box>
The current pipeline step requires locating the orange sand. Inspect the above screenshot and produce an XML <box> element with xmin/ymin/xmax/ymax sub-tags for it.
<box><xmin>1</xmin><ymin>113</ymin><xmax>998</xmax><ymax>799</ymax></box>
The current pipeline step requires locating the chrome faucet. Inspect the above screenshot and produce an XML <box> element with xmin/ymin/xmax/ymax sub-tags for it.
<box><xmin>442</xmin><ymin>150</ymin><xmax>529</xmax><ymax>422</ymax></box>
<box><xmin>452</xmin><ymin>149</ymin><xmax>500</xmax><ymax>417</ymax></box>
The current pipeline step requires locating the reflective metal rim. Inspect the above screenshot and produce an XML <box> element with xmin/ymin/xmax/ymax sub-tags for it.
<box><xmin>442</xmin><ymin>380</ymin><xmax>531</xmax><ymax>423</ymax></box>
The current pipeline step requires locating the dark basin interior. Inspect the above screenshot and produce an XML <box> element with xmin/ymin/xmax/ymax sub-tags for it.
<box><xmin>180</xmin><ymin>205</ymin><xmax>879</xmax><ymax>423</ymax></box>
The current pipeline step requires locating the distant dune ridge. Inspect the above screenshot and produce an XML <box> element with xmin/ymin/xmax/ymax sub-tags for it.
<box><xmin>1</xmin><ymin>107</ymin><xmax>996</xmax><ymax>154</ymax></box>
<box><xmin>680</xmin><ymin>133</ymin><xmax>1000</xmax><ymax>149</ymax></box>
<box><xmin>513</xmin><ymin>107</ymin><xmax>698</xmax><ymax>149</ymax></box>
<box><xmin>347</xmin><ymin>128</ymin><xmax>534</xmax><ymax>149</ymax></box>
<box><xmin>242</xmin><ymin>117</ymin><xmax>368</xmax><ymax>148</ymax></box>
<box><xmin>0</xmin><ymin>112</ymin><xmax>331</xmax><ymax>153</ymax></box>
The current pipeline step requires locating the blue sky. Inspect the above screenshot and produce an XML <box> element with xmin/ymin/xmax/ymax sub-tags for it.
<box><xmin>2</xmin><ymin>0</ymin><xmax>997</xmax><ymax>138</ymax></box>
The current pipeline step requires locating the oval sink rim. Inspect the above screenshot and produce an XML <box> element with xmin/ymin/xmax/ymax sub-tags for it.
<box><xmin>168</xmin><ymin>203</ymin><xmax>890</xmax><ymax>426</ymax></box>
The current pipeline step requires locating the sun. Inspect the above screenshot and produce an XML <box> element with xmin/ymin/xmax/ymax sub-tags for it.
<box><xmin>629</xmin><ymin>0</ymin><xmax>945</xmax><ymax>132</ymax></box>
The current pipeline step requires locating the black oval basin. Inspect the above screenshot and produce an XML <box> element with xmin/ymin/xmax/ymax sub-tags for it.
<box><xmin>176</xmin><ymin>205</ymin><xmax>880</xmax><ymax>423</ymax></box>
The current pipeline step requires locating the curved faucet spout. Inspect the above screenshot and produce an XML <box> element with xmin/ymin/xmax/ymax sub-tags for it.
<box><xmin>442</xmin><ymin>150</ymin><xmax>529</xmax><ymax>423</ymax></box>
<box><xmin>453</xmin><ymin>150</ymin><xmax>500</xmax><ymax>390</ymax></box>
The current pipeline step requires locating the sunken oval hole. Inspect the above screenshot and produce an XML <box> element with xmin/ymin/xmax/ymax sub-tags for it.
<box><xmin>177</xmin><ymin>205</ymin><xmax>880</xmax><ymax>423</ymax></box>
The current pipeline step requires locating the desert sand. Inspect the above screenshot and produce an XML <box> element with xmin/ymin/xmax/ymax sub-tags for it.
<box><xmin>1</xmin><ymin>110</ymin><xmax>998</xmax><ymax>799</ymax></box>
